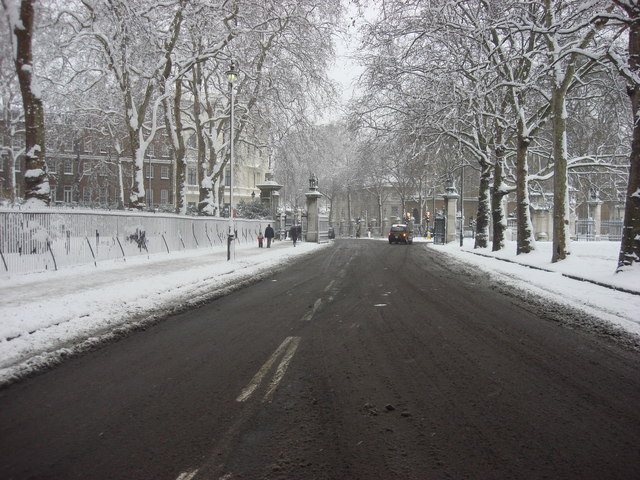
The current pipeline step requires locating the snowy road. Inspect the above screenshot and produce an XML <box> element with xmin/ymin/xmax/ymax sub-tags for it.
<box><xmin>0</xmin><ymin>239</ymin><xmax>639</xmax><ymax>479</ymax></box>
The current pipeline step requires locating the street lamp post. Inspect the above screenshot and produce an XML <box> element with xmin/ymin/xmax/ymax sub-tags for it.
<box><xmin>226</xmin><ymin>61</ymin><xmax>238</xmax><ymax>261</ymax></box>
<box><xmin>460</xmin><ymin>162</ymin><xmax>464</xmax><ymax>247</ymax></box>
<box><xmin>147</xmin><ymin>153</ymin><xmax>152</xmax><ymax>210</ymax></box>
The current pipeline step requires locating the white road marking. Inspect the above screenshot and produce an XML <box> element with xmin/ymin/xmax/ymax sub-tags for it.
<box><xmin>236</xmin><ymin>337</ymin><xmax>293</xmax><ymax>402</ymax></box>
<box><xmin>176</xmin><ymin>469</ymin><xmax>198</xmax><ymax>480</ymax></box>
<box><xmin>301</xmin><ymin>298</ymin><xmax>322</xmax><ymax>321</ymax></box>
<box><xmin>263</xmin><ymin>336</ymin><xmax>301</xmax><ymax>402</ymax></box>
<box><xmin>236</xmin><ymin>336</ymin><xmax>299</xmax><ymax>402</ymax></box>
<box><xmin>374</xmin><ymin>304</ymin><xmax>387</xmax><ymax>307</ymax></box>
<box><xmin>324</xmin><ymin>280</ymin><xmax>336</xmax><ymax>292</ymax></box>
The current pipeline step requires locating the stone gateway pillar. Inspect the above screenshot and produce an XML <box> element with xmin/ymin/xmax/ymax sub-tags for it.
<box><xmin>256</xmin><ymin>173</ymin><xmax>283</xmax><ymax>229</ymax></box>
<box><xmin>588</xmin><ymin>194</ymin><xmax>603</xmax><ymax>241</ymax></box>
<box><xmin>442</xmin><ymin>184</ymin><xmax>459</xmax><ymax>243</ymax></box>
<box><xmin>305</xmin><ymin>174</ymin><xmax>322</xmax><ymax>242</ymax></box>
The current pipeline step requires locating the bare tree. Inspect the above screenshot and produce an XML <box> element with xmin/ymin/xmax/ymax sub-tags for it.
<box><xmin>605</xmin><ymin>1</ymin><xmax>640</xmax><ymax>272</ymax></box>
<box><xmin>2</xmin><ymin>0</ymin><xmax>49</xmax><ymax>205</ymax></box>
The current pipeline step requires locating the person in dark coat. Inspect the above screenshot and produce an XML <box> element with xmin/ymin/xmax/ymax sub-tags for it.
<box><xmin>264</xmin><ymin>224</ymin><xmax>275</xmax><ymax>248</ymax></box>
<box><xmin>290</xmin><ymin>225</ymin><xmax>298</xmax><ymax>247</ymax></box>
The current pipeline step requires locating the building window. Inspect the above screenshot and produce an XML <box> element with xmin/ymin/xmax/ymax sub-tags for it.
<box><xmin>63</xmin><ymin>139</ymin><xmax>73</xmax><ymax>152</ymax></box>
<box><xmin>14</xmin><ymin>135</ymin><xmax>25</xmax><ymax>151</ymax></box>
<box><xmin>224</xmin><ymin>167</ymin><xmax>230</xmax><ymax>187</ymax></box>
<box><xmin>83</xmin><ymin>187</ymin><xmax>92</xmax><ymax>203</ymax></box>
<box><xmin>63</xmin><ymin>186</ymin><xmax>73</xmax><ymax>203</ymax></box>
<box><xmin>161</xmin><ymin>144</ymin><xmax>171</xmax><ymax>158</ymax></box>
<box><xmin>64</xmin><ymin>160</ymin><xmax>73</xmax><ymax>175</ymax></box>
<box><xmin>147</xmin><ymin>144</ymin><xmax>155</xmax><ymax>157</ymax></box>
<box><xmin>146</xmin><ymin>165</ymin><xmax>154</xmax><ymax>179</ymax></box>
<box><xmin>50</xmin><ymin>189</ymin><xmax>56</xmax><ymax>203</ymax></box>
<box><xmin>99</xmin><ymin>141</ymin><xmax>108</xmax><ymax>154</ymax></box>
<box><xmin>160</xmin><ymin>189</ymin><xmax>169</xmax><ymax>204</ymax></box>
<box><xmin>84</xmin><ymin>139</ymin><xmax>93</xmax><ymax>154</ymax></box>
<box><xmin>146</xmin><ymin>189</ymin><xmax>154</xmax><ymax>206</ymax></box>
<box><xmin>160</xmin><ymin>166</ymin><xmax>169</xmax><ymax>179</ymax></box>
<box><xmin>47</xmin><ymin>159</ymin><xmax>56</xmax><ymax>173</ymax></box>
<box><xmin>99</xmin><ymin>187</ymin><xmax>108</xmax><ymax>204</ymax></box>
<box><xmin>187</xmin><ymin>166</ymin><xmax>197</xmax><ymax>185</ymax></box>
<box><xmin>83</xmin><ymin>161</ymin><xmax>92</xmax><ymax>174</ymax></box>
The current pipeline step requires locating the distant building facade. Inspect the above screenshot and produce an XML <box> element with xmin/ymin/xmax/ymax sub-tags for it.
<box><xmin>1</xmin><ymin>115</ymin><xmax>270</xmax><ymax>213</ymax></box>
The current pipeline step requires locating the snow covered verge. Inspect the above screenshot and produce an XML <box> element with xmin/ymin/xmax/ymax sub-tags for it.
<box><xmin>430</xmin><ymin>239</ymin><xmax>640</xmax><ymax>340</ymax></box>
<box><xmin>0</xmin><ymin>241</ymin><xmax>329</xmax><ymax>387</ymax></box>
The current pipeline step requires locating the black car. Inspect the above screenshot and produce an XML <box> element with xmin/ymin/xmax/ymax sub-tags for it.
<box><xmin>388</xmin><ymin>224</ymin><xmax>413</xmax><ymax>244</ymax></box>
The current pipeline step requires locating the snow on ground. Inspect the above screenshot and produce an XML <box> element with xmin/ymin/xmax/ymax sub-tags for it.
<box><xmin>429</xmin><ymin>238</ymin><xmax>640</xmax><ymax>337</ymax></box>
<box><xmin>0</xmin><ymin>240</ymin><xmax>329</xmax><ymax>385</ymax></box>
<box><xmin>0</xmin><ymin>236</ymin><xmax>638</xmax><ymax>386</ymax></box>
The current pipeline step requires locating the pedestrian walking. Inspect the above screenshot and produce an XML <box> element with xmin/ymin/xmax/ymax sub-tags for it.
<box><xmin>258</xmin><ymin>231</ymin><xmax>264</xmax><ymax>248</ymax></box>
<box><xmin>265</xmin><ymin>224</ymin><xmax>275</xmax><ymax>248</ymax></box>
<box><xmin>290</xmin><ymin>225</ymin><xmax>298</xmax><ymax>247</ymax></box>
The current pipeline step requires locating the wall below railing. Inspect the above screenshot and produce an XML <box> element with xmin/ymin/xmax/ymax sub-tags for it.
<box><xmin>0</xmin><ymin>208</ymin><xmax>271</xmax><ymax>274</ymax></box>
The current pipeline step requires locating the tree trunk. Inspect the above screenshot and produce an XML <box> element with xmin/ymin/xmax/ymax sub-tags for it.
<box><xmin>116</xmin><ymin>155</ymin><xmax>125</xmax><ymax>209</ymax></box>
<box><xmin>516</xmin><ymin>129</ymin><xmax>535</xmax><ymax>254</ymax></box>
<box><xmin>347</xmin><ymin>187</ymin><xmax>352</xmax><ymax>236</ymax></box>
<box><xmin>491</xmin><ymin>145</ymin><xmax>508</xmax><ymax>251</ymax></box>
<box><xmin>9</xmin><ymin>0</ymin><xmax>49</xmax><ymax>205</ymax></box>
<box><xmin>166</xmin><ymin>78</ymin><xmax>186</xmax><ymax>215</ymax></box>
<box><xmin>125</xmin><ymin>85</ymin><xmax>146</xmax><ymax>209</ymax></box>
<box><xmin>474</xmin><ymin>160</ymin><xmax>491</xmax><ymax>248</ymax></box>
<box><xmin>73</xmin><ymin>147</ymin><xmax>82</xmax><ymax>204</ymax></box>
<box><xmin>9</xmin><ymin>150</ymin><xmax>17</xmax><ymax>204</ymax></box>
<box><xmin>551</xmin><ymin>89</ymin><xmax>571</xmax><ymax>262</ymax></box>
<box><xmin>377</xmin><ymin>193</ymin><xmax>383</xmax><ymax>237</ymax></box>
<box><xmin>192</xmin><ymin>65</ymin><xmax>216</xmax><ymax>215</ymax></box>
<box><xmin>618</xmin><ymin>4</ymin><xmax>640</xmax><ymax>271</ymax></box>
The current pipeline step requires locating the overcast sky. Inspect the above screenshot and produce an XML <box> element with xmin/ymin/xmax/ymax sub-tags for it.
<box><xmin>323</xmin><ymin>1</ymin><xmax>376</xmax><ymax>123</ymax></box>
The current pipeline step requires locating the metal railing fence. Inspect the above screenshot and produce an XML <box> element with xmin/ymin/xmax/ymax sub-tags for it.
<box><xmin>0</xmin><ymin>208</ymin><xmax>268</xmax><ymax>274</ymax></box>
<box><xmin>575</xmin><ymin>219</ymin><xmax>596</xmax><ymax>241</ymax></box>
<box><xmin>318</xmin><ymin>215</ymin><xmax>330</xmax><ymax>242</ymax></box>
<box><xmin>601</xmin><ymin>220</ymin><xmax>623</xmax><ymax>241</ymax></box>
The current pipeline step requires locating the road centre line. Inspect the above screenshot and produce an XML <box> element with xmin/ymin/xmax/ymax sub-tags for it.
<box><xmin>236</xmin><ymin>336</ymin><xmax>300</xmax><ymax>403</ymax></box>
<box><xmin>263</xmin><ymin>336</ymin><xmax>301</xmax><ymax>402</ymax></box>
<box><xmin>301</xmin><ymin>298</ymin><xmax>322</xmax><ymax>322</ymax></box>
<box><xmin>324</xmin><ymin>280</ymin><xmax>336</xmax><ymax>292</ymax></box>
<box><xmin>175</xmin><ymin>469</ymin><xmax>198</xmax><ymax>480</ymax></box>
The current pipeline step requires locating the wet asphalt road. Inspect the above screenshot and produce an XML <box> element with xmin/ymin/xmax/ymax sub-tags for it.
<box><xmin>1</xmin><ymin>239</ymin><xmax>639</xmax><ymax>479</ymax></box>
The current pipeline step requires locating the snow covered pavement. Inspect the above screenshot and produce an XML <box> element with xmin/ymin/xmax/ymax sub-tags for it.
<box><xmin>433</xmin><ymin>239</ymin><xmax>640</xmax><ymax>337</ymax></box>
<box><xmin>0</xmin><ymin>240</ymin><xmax>329</xmax><ymax>385</ymax></box>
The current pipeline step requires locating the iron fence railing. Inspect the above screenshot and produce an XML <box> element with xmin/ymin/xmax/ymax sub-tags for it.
<box><xmin>575</xmin><ymin>219</ymin><xmax>596</xmax><ymax>241</ymax></box>
<box><xmin>318</xmin><ymin>215</ymin><xmax>330</xmax><ymax>242</ymax></box>
<box><xmin>600</xmin><ymin>220</ymin><xmax>623</xmax><ymax>241</ymax></box>
<box><xmin>0</xmin><ymin>208</ymin><xmax>269</xmax><ymax>274</ymax></box>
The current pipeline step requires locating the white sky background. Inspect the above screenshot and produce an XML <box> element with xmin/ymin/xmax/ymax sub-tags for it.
<box><xmin>322</xmin><ymin>1</ymin><xmax>377</xmax><ymax>123</ymax></box>
<box><xmin>0</xmin><ymin>237</ymin><xmax>638</xmax><ymax>386</ymax></box>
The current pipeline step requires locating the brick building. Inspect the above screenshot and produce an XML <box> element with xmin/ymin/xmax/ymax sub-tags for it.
<box><xmin>1</xmin><ymin>117</ymin><xmax>269</xmax><ymax>212</ymax></box>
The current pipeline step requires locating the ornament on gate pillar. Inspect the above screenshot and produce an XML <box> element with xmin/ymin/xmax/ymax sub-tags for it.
<box><xmin>309</xmin><ymin>173</ymin><xmax>318</xmax><ymax>191</ymax></box>
<box><xmin>305</xmin><ymin>173</ymin><xmax>322</xmax><ymax>242</ymax></box>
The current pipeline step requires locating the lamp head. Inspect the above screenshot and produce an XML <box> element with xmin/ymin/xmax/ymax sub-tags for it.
<box><xmin>226</xmin><ymin>61</ymin><xmax>238</xmax><ymax>84</ymax></box>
